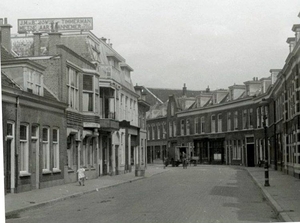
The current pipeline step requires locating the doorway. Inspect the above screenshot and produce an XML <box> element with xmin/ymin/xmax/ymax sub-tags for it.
<box><xmin>5</xmin><ymin>139</ymin><xmax>12</xmax><ymax>194</ymax></box>
<box><xmin>247</xmin><ymin>144</ymin><xmax>255</xmax><ymax>167</ymax></box>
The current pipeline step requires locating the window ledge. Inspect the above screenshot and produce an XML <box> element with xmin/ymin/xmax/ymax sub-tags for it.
<box><xmin>68</xmin><ymin>169</ymin><xmax>75</xmax><ymax>173</ymax></box>
<box><xmin>42</xmin><ymin>169</ymin><xmax>52</xmax><ymax>175</ymax></box>
<box><xmin>19</xmin><ymin>171</ymin><xmax>31</xmax><ymax>177</ymax></box>
<box><xmin>52</xmin><ymin>168</ymin><xmax>61</xmax><ymax>173</ymax></box>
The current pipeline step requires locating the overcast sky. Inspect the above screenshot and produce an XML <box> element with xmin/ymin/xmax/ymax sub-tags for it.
<box><xmin>1</xmin><ymin>0</ymin><xmax>300</xmax><ymax>91</ymax></box>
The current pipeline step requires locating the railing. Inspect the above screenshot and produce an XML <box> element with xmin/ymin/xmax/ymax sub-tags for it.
<box><xmin>101</xmin><ymin>112</ymin><xmax>115</xmax><ymax>120</ymax></box>
<box><xmin>100</xmin><ymin>65</ymin><xmax>120</xmax><ymax>80</ymax></box>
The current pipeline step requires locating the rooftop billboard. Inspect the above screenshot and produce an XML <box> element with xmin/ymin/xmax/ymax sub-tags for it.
<box><xmin>18</xmin><ymin>17</ymin><xmax>93</xmax><ymax>33</ymax></box>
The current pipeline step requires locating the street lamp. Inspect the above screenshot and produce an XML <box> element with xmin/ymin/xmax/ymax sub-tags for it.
<box><xmin>262</xmin><ymin>99</ymin><xmax>270</xmax><ymax>187</ymax></box>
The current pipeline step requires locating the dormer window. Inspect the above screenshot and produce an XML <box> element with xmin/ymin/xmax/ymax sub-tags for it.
<box><xmin>24</xmin><ymin>68</ymin><xmax>43</xmax><ymax>96</ymax></box>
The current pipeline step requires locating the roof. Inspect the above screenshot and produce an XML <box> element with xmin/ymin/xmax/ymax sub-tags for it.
<box><xmin>1</xmin><ymin>72</ymin><xmax>21</xmax><ymax>89</ymax></box>
<box><xmin>145</xmin><ymin>87</ymin><xmax>203</xmax><ymax>106</ymax></box>
<box><xmin>1</xmin><ymin>46</ymin><xmax>15</xmax><ymax>60</ymax></box>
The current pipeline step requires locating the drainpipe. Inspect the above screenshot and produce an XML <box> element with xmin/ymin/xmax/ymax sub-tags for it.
<box><xmin>15</xmin><ymin>96</ymin><xmax>19</xmax><ymax>193</ymax></box>
<box><xmin>273</xmin><ymin>98</ymin><xmax>277</xmax><ymax>170</ymax></box>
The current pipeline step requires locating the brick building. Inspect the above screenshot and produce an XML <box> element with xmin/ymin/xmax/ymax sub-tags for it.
<box><xmin>1</xmin><ymin>19</ymin><xmax>67</xmax><ymax>193</ymax></box>
<box><xmin>2</xmin><ymin>17</ymin><xmax>147</xmax><ymax>193</ymax></box>
<box><xmin>145</xmin><ymin>12</ymin><xmax>300</xmax><ymax>180</ymax></box>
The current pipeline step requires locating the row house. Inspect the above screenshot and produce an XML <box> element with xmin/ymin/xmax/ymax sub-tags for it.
<box><xmin>2</xmin><ymin>17</ymin><xmax>146</xmax><ymax>193</ymax></box>
<box><xmin>146</xmin><ymin>77</ymin><xmax>274</xmax><ymax>167</ymax></box>
<box><xmin>145</xmin><ymin>12</ymin><xmax>300</xmax><ymax>179</ymax></box>
<box><xmin>134</xmin><ymin>85</ymin><xmax>150</xmax><ymax>174</ymax></box>
<box><xmin>1</xmin><ymin>20</ymin><xmax>67</xmax><ymax>193</ymax></box>
<box><xmin>146</xmin><ymin>101</ymin><xmax>168</xmax><ymax>164</ymax></box>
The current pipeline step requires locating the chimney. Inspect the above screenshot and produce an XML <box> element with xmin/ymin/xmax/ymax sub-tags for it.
<box><xmin>48</xmin><ymin>32</ymin><xmax>61</xmax><ymax>55</ymax></box>
<box><xmin>100</xmin><ymin>37</ymin><xmax>107</xmax><ymax>43</ymax></box>
<box><xmin>287</xmin><ymin>37</ymin><xmax>296</xmax><ymax>53</ymax></box>
<box><xmin>33</xmin><ymin>32</ymin><xmax>42</xmax><ymax>56</ymax></box>
<box><xmin>0</xmin><ymin>18</ymin><xmax>12</xmax><ymax>52</ymax></box>
<box><xmin>270</xmin><ymin>69</ymin><xmax>281</xmax><ymax>84</ymax></box>
<box><xmin>206</xmin><ymin>85</ymin><xmax>210</xmax><ymax>92</ymax></box>
<box><xmin>292</xmin><ymin>24</ymin><xmax>300</xmax><ymax>42</ymax></box>
<box><xmin>183</xmin><ymin>83</ymin><xmax>187</xmax><ymax>96</ymax></box>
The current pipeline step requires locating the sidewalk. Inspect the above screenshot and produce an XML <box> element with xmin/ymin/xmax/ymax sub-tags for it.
<box><xmin>246</xmin><ymin>167</ymin><xmax>300</xmax><ymax>222</ymax></box>
<box><xmin>5</xmin><ymin>164</ymin><xmax>168</xmax><ymax>217</ymax></box>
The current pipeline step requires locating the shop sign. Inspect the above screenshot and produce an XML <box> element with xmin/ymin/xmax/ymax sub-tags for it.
<box><xmin>18</xmin><ymin>17</ymin><xmax>93</xmax><ymax>33</ymax></box>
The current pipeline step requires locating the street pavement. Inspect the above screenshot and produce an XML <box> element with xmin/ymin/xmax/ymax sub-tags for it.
<box><xmin>4</xmin><ymin>164</ymin><xmax>300</xmax><ymax>222</ymax></box>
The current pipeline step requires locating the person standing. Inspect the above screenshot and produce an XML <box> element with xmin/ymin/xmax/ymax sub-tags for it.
<box><xmin>77</xmin><ymin>166</ymin><xmax>86</xmax><ymax>186</ymax></box>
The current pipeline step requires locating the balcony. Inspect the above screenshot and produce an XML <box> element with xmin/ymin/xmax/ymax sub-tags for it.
<box><xmin>100</xmin><ymin>65</ymin><xmax>120</xmax><ymax>81</ymax></box>
<box><xmin>100</xmin><ymin>118</ymin><xmax>119</xmax><ymax>131</ymax></box>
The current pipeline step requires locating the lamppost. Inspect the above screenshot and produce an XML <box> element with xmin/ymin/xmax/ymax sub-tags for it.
<box><xmin>262</xmin><ymin>99</ymin><xmax>270</xmax><ymax>187</ymax></box>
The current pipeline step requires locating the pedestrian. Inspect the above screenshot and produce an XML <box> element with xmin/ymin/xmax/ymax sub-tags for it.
<box><xmin>77</xmin><ymin>166</ymin><xmax>86</xmax><ymax>186</ymax></box>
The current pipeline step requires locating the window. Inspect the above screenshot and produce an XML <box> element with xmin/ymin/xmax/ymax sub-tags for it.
<box><xmin>157</xmin><ymin>124</ymin><xmax>161</xmax><ymax>139</ymax></box>
<box><xmin>181</xmin><ymin>120</ymin><xmax>185</xmax><ymax>135</ymax></box>
<box><xmin>257</xmin><ymin>107</ymin><xmax>260</xmax><ymax>128</ymax></box>
<box><xmin>249</xmin><ymin>108</ymin><xmax>253</xmax><ymax>128</ymax></box>
<box><xmin>20</xmin><ymin>124</ymin><xmax>29</xmax><ymax>174</ymax></box>
<box><xmin>243</xmin><ymin>110</ymin><xmax>247</xmax><ymax>129</ymax></box>
<box><xmin>201</xmin><ymin>117</ymin><xmax>205</xmax><ymax>133</ymax></box>
<box><xmin>218</xmin><ymin>114</ymin><xmax>222</xmax><ymax>132</ymax></box>
<box><xmin>234</xmin><ymin>111</ymin><xmax>238</xmax><ymax>130</ymax></box>
<box><xmin>147</xmin><ymin>126</ymin><xmax>150</xmax><ymax>140</ymax></box>
<box><xmin>260</xmin><ymin>107</ymin><xmax>264</xmax><ymax>127</ymax></box>
<box><xmin>82</xmin><ymin>74</ymin><xmax>98</xmax><ymax>112</ymax></box>
<box><xmin>42</xmin><ymin>127</ymin><xmax>50</xmax><ymax>171</ymax></box>
<box><xmin>211</xmin><ymin>115</ymin><xmax>216</xmax><ymax>133</ymax></box>
<box><xmin>53</xmin><ymin>128</ymin><xmax>59</xmax><ymax>171</ymax></box>
<box><xmin>227</xmin><ymin>112</ymin><xmax>231</xmax><ymax>131</ymax></box>
<box><xmin>25</xmin><ymin>68</ymin><xmax>43</xmax><ymax>96</ymax></box>
<box><xmin>88</xmin><ymin>138</ymin><xmax>95</xmax><ymax>167</ymax></box>
<box><xmin>163</xmin><ymin>123</ymin><xmax>166</xmax><ymax>139</ymax></box>
<box><xmin>186</xmin><ymin>120</ymin><xmax>190</xmax><ymax>135</ymax></box>
<box><xmin>67</xmin><ymin>66</ymin><xmax>79</xmax><ymax>110</ymax></box>
<box><xmin>170</xmin><ymin>102</ymin><xmax>175</xmax><ymax>116</ymax></box>
<box><xmin>173</xmin><ymin>121</ymin><xmax>177</xmax><ymax>136</ymax></box>
<box><xmin>169</xmin><ymin>122</ymin><xmax>172</xmax><ymax>137</ymax></box>
<box><xmin>152</xmin><ymin>125</ymin><xmax>155</xmax><ymax>140</ymax></box>
<box><xmin>195</xmin><ymin>117</ymin><xmax>199</xmax><ymax>134</ymax></box>
<box><xmin>232</xmin><ymin>140</ymin><xmax>241</xmax><ymax>160</ymax></box>
<box><xmin>265</xmin><ymin>106</ymin><xmax>269</xmax><ymax>127</ymax></box>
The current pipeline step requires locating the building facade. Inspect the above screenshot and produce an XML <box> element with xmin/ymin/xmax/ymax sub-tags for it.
<box><xmin>145</xmin><ymin>12</ymin><xmax>300</xmax><ymax>179</ymax></box>
<box><xmin>2</xmin><ymin>17</ymin><xmax>148</xmax><ymax>193</ymax></box>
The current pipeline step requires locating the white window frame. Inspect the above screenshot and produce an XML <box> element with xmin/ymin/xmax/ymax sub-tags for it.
<box><xmin>218</xmin><ymin>114</ymin><xmax>222</xmax><ymax>132</ymax></box>
<box><xmin>201</xmin><ymin>117</ymin><xmax>205</xmax><ymax>133</ymax></box>
<box><xmin>181</xmin><ymin>120</ymin><xmax>185</xmax><ymax>135</ymax></box>
<box><xmin>52</xmin><ymin>128</ymin><xmax>60</xmax><ymax>172</ymax></box>
<box><xmin>67</xmin><ymin>66</ymin><xmax>79</xmax><ymax>110</ymax></box>
<box><xmin>186</xmin><ymin>119</ymin><xmax>190</xmax><ymax>135</ymax></box>
<box><xmin>173</xmin><ymin>121</ymin><xmax>176</xmax><ymax>137</ymax></box>
<box><xmin>169</xmin><ymin>122</ymin><xmax>172</xmax><ymax>138</ymax></box>
<box><xmin>211</xmin><ymin>115</ymin><xmax>216</xmax><ymax>133</ymax></box>
<box><xmin>82</xmin><ymin>74</ymin><xmax>95</xmax><ymax>112</ymax></box>
<box><xmin>20</xmin><ymin>124</ymin><xmax>29</xmax><ymax>175</ymax></box>
<box><xmin>234</xmin><ymin>111</ymin><xmax>238</xmax><ymax>130</ymax></box>
<box><xmin>42</xmin><ymin>127</ymin><xmax>51</xmax><ymax>173</ymax></box>
<box><xmin>157</xmin><ymin>124</ymin><xmax>160</xmax><ymax>140</ymax></box>
<box><xmin>227</xmin><ymin>112</ymin><xmax>231</xmax><ymax>131</ymax></box>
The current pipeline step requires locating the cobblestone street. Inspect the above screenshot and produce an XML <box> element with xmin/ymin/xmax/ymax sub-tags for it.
<box><xmin>6</xmin><ymin>165</ymin><xmax>278</xmax><ymax>223</ymax></box>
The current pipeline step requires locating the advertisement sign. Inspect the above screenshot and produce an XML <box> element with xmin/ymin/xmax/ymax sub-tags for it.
<box><xmin>18</xmin><ymin>17</ymin><xmax>93</xmax><ymax>33</ymax></box>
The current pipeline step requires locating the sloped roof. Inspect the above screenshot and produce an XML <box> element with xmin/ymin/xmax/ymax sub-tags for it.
<box><xmin>1</xmin><ymin>72</ymin><xmax>21</xmax><ymax>89</ymax></box>
<box><xmin>1</xmin><ymin>46</ymin><xmax>15</xmax><ymax>60</ymax></box>
<box><xmin>145</xmin><ymin>87</ymin><xmax>203</xmax><ymax>106</ymax></box>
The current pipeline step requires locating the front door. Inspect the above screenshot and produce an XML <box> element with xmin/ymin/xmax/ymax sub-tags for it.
<box><xmin>247</xmin><ymin>144</ymin><xmax>255</xmax><ymax>167</ymax></box>
<box><xmin>5</xmin><ymin>139</ymin><xmax>12</xmax><ymax>194</ymax></box>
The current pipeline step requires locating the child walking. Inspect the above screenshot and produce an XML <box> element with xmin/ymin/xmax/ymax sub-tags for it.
<box><xmin>77</xmin><ymin>166</ymin><xmax>86</xmax><ymax>186</ymax></box>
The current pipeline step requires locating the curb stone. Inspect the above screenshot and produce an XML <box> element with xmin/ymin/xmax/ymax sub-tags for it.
<box><xmin>245</xmin><ymin>169</ymin><xmax>293</xmax><ymax>222</ymax></box>
<box><xmin>5</xmin><ymin>176</ymin><xmax>144</xmax><ymax>218</ymax></box>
